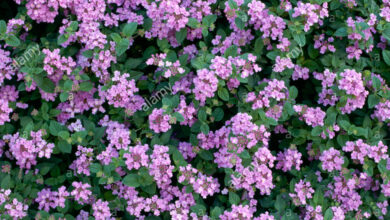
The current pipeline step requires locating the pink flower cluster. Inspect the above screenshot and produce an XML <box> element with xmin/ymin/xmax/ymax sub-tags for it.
<box><xmin>146</xmin><ymin>53</ymin><xmax>185</xmax><ymax>78</ymax></box>
<box><xmin>193</xmin><ymin>68</ymin><xmax>218</xmax><ymax>105</ymax></box>
<box><xmin>343</xmin><ymin>139</ymin><xmax>388</xmax><ymax>164</ymax></box>
<box><xmin>3</xmin><ymin>130</ymin><xmax>54</xmax><ymax>169</ymax></box>
<box><xmin>293</xmin><ymin>105</ymin><xmax>326</xmax><ymax>127</ymax></box>
<box><xmin>35</xmin><ymin>186</ymin><xmax>69</xmax><ymax>212</ymax></box>
<box><xmin>276</xmin><ymin>148</ymin><xmax>303</xmax><ymax>172</ymax></box>
<box><xmin>314</xmin><ymin>34</ymin><xmax>336</xmax><ymax>54</ymax></box>
<box><xmin>372</xmin><ymin>100</ymin><xmax>390</xmax><ymax>122</ymax></box>
<box><xmin>43</xmin><ymin>48</ymin><xmax>76</xmax><ymax>76</ymax></box>
<box><xmin>319</xmin><ymin>147</ymin><xmax>344</xmax><ymax>172</ymax></box>
<box><xmin>124</xmin><ymin>144</ymin><xmax>149</xmax><ymax>170</ymax></box>
<box><xmin>292</xmin><ymin>1</ymin><xmax>329</xmax><ymax>32</ymax></box>
<box><xmin>178</xmin><ymin>164</ymin><xmax>220</xmax><ymax>198</ymax></box>
<box><xmin>149</xmin><ymin>108</ymin><xmax>172</xmax><ymax>133</ymax></box>
<box><xmin>289</xmin><ymin>180</ymin><xmax>314</xmax><ymax>206</ymax></box>
<box><xmin>246</xmin><ymin>79</ymin><xmax>288</xmax><ymax>110</ymax></box>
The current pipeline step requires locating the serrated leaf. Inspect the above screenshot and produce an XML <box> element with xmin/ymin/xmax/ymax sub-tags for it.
<box><xmin>0</xmin><ymin>20</ymin><xmax>7</xmax><ymax>35</ymax></box>
<box><xmin>123</xmin><ymin>22</ymin><xmax>137</xmax><ymax>37</ymax></box>
<box><xmin>289</xmin><ymin>86</ymin><xmax>298</xmax><ymax>99</ymax></box>
<box><xmin>334</xmin><ymin>27</ymin><xmax>348</xmax><ymax>37</ymax></box>
<box><xmin>187</xmin><ymin>18</ymin><xmax>200</xmax><ymax>28</ymax></box>
<box><xmin>199</xmin><ymin>150</ymin><xmax>213</xmax><ymax>161</ymax></box>
<box><xmin>367</xmin><ymin>94</ymin><xmax>380</xmax><ymax>108</ymax></box>
<box><xmin>383</xmin><ymin>50</ymin><xmax>390</xmax><ymax>65</ymax></box>
<box><xmin>116</xmin><ymin>38</ymin><xmax>130</xmax><ymax>56</ymax></box>
<box><xmin>200</xmin><ymin>123</ymin><xmax>209</xmax><ymax>135</ymax></box>
<box><xmin>229</xmin><ymin>192</ymin><xmax>240</xmax><ymax>205</ymax></box>
<box><xmin>90</xmin><ymin>163</ymin><xmax>102</xmax><ymax>173</ymax></box>
<box><xmin>218</xmin><ymin>88</ymin><xmax>229</xmax><ymax>101</ymax></box>
<box><xmin>58</xmin><ymin>140</ymin><xmax>72</xmax><ymax>153</ymax></box>
<box><xmin>79</xmin><ymin>81</ymin><xmax>93</xmax><ymax>91</ymax></box>
<box><xmin>235</xmin><ymin>17</ymin><xmax>245</xmax><ymax>30</ymax></box>
<box><xmin>172</xmin><ymin>112</ymin><xmax>185</xmax><ymax>122</ymax></box>
<box><xmin>191</xmin><ymin>204</ymin><xmax>206</xmax><ymax>216</ymax></box>
<box><xmin>110</xmin><ymin>33</ymin><xmax>122</xmax><ymax>43</ymax></box>
<box><xmin>202</xmin><ymin>15</ymin><xmax>217</xmax><ymax>27</ymax></box>
<box><xmin>175</xmin><ymin>28</ymin><xmax>187</xmax><ymax>44</ymax></box>
<box><xmin>293</xmin><ymin>33</ymin><xmax>306</xmax><ymax>47</ymax></box>
<box><xmin>372</xmin><ymin>76</ymin><xmax>381</xmax><ymax>90</ymax></box>
<box><xmin>6</xmin><ymin>35</ymin><xmax>20</xmax><ymax>47</ymax></box>
<box><xmin>324</xmin><ymin>208</ymin><xmax>333</xmax><ymax>220</ymax></box>
<box><xmin>33</xmin><ymin>75</ymin><xmax>55</xmax><ymax>93</ymax></box>
<box><xmin>198</xmin><ymin>108</ymin><xmax>207</xmax><ymax>122</ymax></box>
<box><xmin>212</xmin><ymin>108</ymin><xmax>224</xmax><ymax>121</ymax></box>
<box><xmin>123</xmin><ymin>174</ymin><xmax>140</xmax><ymax>187</ymax></box>
<box><xmin>82</xmin><ymin>50</ymin><xmax>93</xmax><ymax>58</ymax></box>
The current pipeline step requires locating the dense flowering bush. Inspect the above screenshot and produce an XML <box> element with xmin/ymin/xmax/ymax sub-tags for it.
<box><xmin>1</xmin><ymin>0</ymin><xmax>390</xmax><ymax>219</ymax></box>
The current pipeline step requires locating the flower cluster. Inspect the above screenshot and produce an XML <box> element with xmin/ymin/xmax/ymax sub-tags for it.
<box><xmin>1</xmin><ymin>0</ymin><xmax>390</xmax><ymax>219</ymax></box>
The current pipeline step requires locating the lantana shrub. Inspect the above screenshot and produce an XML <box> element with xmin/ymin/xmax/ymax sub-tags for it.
<box><xmin>1</xmin><ymin>0</ymin><xmax>390</xmax><ymax>219</ymax></box>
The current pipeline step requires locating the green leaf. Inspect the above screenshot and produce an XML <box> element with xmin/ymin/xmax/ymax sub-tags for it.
<box><xmin>123</xmin><ymin>22</ymin><xmax>137</xmax><ymax>37</ymax></box>
<box><xmin>372</xmin><ymin>76</ymin><xmax>381</xmax><ymax>90</ymax></box>
<box><xmin>228</xmin><ymin>0</ymin><xmax>238</xmax><ymax>9</ymax></box>
<box><xmin>367</xmin><ymin>94</ymin><xmax>380</xmax><ymax>108</ymax></box>
<box><xmin>33</xmin><ymin>75</ymin><xmax>55</xmax><ymax>93</ymax></box>
<box><xmin>172</xmin><ymin>112</ymin><xmax>185</xmax><ymax>122</ymax></box>
<box><xmin>311</xmin><ymin>126</ymin><xmax>323</xmax><ymax>136</ymax></box>
<box><xmin>68</xmin><ymin>21</ymin><xmax>79</xmax><ymax>32</ymax></box>
<box><xmin>82</xmin><ymin>50</ymin><xmax>93</xmax><ymax>58</ymax></box>
<box><xmin>324</xmin><ymin>208</ymin><xmax>333</xmax><ymax>220</ymax></box>
<box><xmin>116</xmin><ymin>38</ymin><xmax>130</xmax><ymax>56</ymax></box>
<box><xmin>254</xmin><ymin>37</ymin><xmax>264</xmax><ymax>56</ymax></box>
<box><xmin>238</xmin><ymin>150</ymin><xmax>250</xmax><ymax>159</ymax></box>
<box><xmin>334</xmin><ymin>27</ymin><xmax>348</xmax><ymax>37</ymax></box>
<box><xmin>235</xmin><ymin>17</ymin><xmax>245</xmax><ymax>30</ymax></box>
<box><xmin>383</xmin><ymin>50</ymin><xmax>390</xmax><ymax>66</ymax></box>
<box><xmin>274</xmin><ymin>195</ymin><xmax>286</xmax><ymax>211</ymax></box>
<box><xmin>49</xmin><ymin>120</ymin><xmax>64</xmax><ymax>136</ymax></box>
<box><xmin>1</xmin><ymin>175</ymin><xmax>11</xmax><ymax>189</ymax></box>
<box><xmin>175</xmin><ymin>28</ymin><xmax>187</xmax><ymax>44</ymax></box>
<box><xmin>229</xmin><ymin>192</ymin><xmax>240</xmax><ymax>205</ymax></box>
<box><xmin>191</xmin><ymin>204</ymin><xmax>206</xmax><ymax>216</ymax></box>
<box><xmin>138</xmin><ymin>167</ymin><xmax>154</xmax><ymax>186</ymax></box>
<box><xmin>110</xmin><ymin>33</ymin><xmax>122</xmax><ymax>43</ymax></box>
<box><xmin>58</xmin><ymin>131</ymin><xmax>69</xmax><ymax>139</ymax></box>
<box><xmin>57</xmin><ymin>34</ymin><xmax>68</xmax><ymax>45</ymax></box>
<box><xmin>212</xmin><ymin>108</ymin><xmax>224</xmax><ymax>122</ymax></box>
<box><xmin>125</xmin><ymin>58</ymin><xmax>143</xmax><ymax>70</ymax></box>
<box><xmin>202</xmin><ymin>28</ymin><xmax>208</xmax><ymax>37</ymax></box>
<box><xmin>58</xmin><ymin>140</ymin><xmax>72</xmax><ymax>153</ymax></box>
<box><xmin>202</xmin><ymin>15</ymin><xmax>217</xmax><ymax>27</ymax></box>
<box><xmin>123</xmin><ymin>174</ymin><xmax>141</xmax><ymax>187</ymax></box>
<box><xmin>218</xmin><ymin>88</ymin><xmax>229</xmax><ymax>101</ymax></box>
<box><xmin>339</xmin><ymin>120</ymin><xmax>351</xmax><ymax>130</ymax></box>
<box><xmin>200</xmin><ymin>123</ymin><xmax>209</xmax><ymax>134</ymax></box>
<box><xmin>289</xmin><ymin>86</ymin><xmax>298</xmax><ymax>99</ymax></box>
<box><xmin>293</xmin><ymin>33</ymin><xmax>306</xmax><ymax>47</ymax></box>
<box><xmin>333</xmin><ymin>27</ymin><xmax>348</xmax><ymax>37</ymax></box>
<box><xmin>198</xmin><ymin>108</ymin><xmax>207</xmax><ymax>122</ymax></box>
<box><xmin>6</xmin><ymin>35</ymin><xmax>21</xmax><ymax>47</ymax></box>
<box><xmin>0</xmin><ymin>20</ymin><xmax>6</xmax><ymax>35</ymax></box>
<box><xmin>383</xmin><ymin>24</ymin><xmax>390</xmax><ymax>41</ymax></box>
<box><xmin>79</xmin><ymin>81</ymin><xmax>94</xmax><ymax>91</ymax></box>
<box><xmin>59</xmin><ymin>92</ymin><xmax>69</xmax><ymax>102</ymax></box>
<box><xmin>199</xmin><ymin>150</ymin><xmax>213</xmax><ymax>161</ymax></box>
<box><xmin>187</xmin><ymin>18</ymin><xmax>200</xmax><ymax>28</ymax></box>
<box><xmin>90</xmin><ymin>163</ymin><xmax>102</xmax><ymax>173</ymax></box>
<box><xmin>211</xmin><ymin>207</ymin><xmax>223</xmax><ymax>218</ymax></box>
